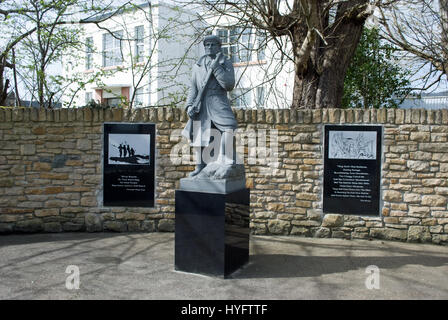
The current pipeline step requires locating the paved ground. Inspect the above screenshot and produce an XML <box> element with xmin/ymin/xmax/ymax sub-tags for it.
<box><xmin>0</xmin><ymin>232</ymin><xmax>447</xmax><ymax>300</ymax></box>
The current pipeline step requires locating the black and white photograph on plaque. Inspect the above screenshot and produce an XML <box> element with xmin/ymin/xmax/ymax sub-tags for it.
<box><xmin>328</xmin><ymin>130</ymin><xmax>376</xmax><ymax>160</ymax></box>
<box><xmin>108</xmin><ymin>133</ymin><xmax>151</xmax><ymax>165</ymax></box>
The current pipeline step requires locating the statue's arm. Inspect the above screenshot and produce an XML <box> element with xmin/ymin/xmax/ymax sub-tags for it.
<box><xmin>212</xmin><ymin>59</ymin><xmax>235</xmax><ymax>91</ymax></box>
<box><xmin>185</xmin><ymin>69</ymin><xmax>198</xmax><ymax>110</ymax></box>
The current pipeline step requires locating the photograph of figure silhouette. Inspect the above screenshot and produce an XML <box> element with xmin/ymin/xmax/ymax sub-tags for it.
<box><xmin>108</xmin><ymin>134</ymin><xmax>151</xmax><ymax>165</ymax></box>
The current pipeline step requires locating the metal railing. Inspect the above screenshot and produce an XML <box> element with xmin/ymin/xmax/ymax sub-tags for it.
<box><xmin>399</xmin><ymin>95</ymin><xmax>448</xmax><ymax>109</ymax></box>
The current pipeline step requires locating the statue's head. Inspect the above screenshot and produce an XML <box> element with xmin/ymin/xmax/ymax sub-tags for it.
<box><xmin>203</xmin><ymin>35</ymin><xmax>222</xmax><ymax>57</ymax></box>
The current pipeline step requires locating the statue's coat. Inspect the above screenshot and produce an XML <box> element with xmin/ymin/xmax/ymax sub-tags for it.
<box><xmin>182</xmin><ymin>54</ymin><xmax>237</xmax><ymax>147</ymax></box>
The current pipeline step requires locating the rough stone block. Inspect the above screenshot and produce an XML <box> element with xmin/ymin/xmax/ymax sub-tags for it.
<box><xmin>44</xmin><ymin>222</ymin><xmax>62</xmax><ymax>233</ymax></box>
<box><xmin>407</xmin><ymin>160</ymin><xmax>430</xmax><ymax>172</ymax></box>
<box><xmin>0</xmin><ymin>178</ymin><xmax>14</xmax><ymax>188</ymax></box>
<box><xmin>409</xmin><ymin>206</ymin><xmax>430</xmax><ymax>217</ymax></box>
<box><xmin>77</xmin><ymin>139</ymin><xmax>92</xmax><ymax>150</ymax></box>
<box><xmin>267</xmin><ymin>219</ymin><xmax>290</xmax><ymax>234</ymax></box>
<box><xmin>408</xmin><ymin>226</ymin><xmax>432</xmax><ymax>243</ymax></box>
<box><xmin>290</xmin><ymin>226</ymin><xmax>311</xmax><ymax>236</ymax></box>
<box><xmin>314</xmin><ymin>227</ymin><xmax>331</xmax><ymax>238</ymax></box>
<box><xmin>15</xmin><ymin>219</ymin><xmax>44</xmax><ymax>233</ymax></box>
<box><xmin>370</xmin><ymin>228</ymin><xmax>407</xmax><ymax>241</ymax></box>
<box><xmin>104</xmin><ymin>221</ymin><xmax>127</xmax><ymax>232</ymax></box>
<box><xmin>420</xmin><ymin>143</ymin><xmax>448</xmax><ymax>152</ymax></box>
<box><xmin>421</xmin><ymin>195</ymin><xmax>447</xmax><ymax>207</ymax></box>
<box><xmin>142</xmin><ymin>220</ymin><xmax>156</xmax><ymax>232</ymax></box>
<box><xmin>267</xmin><ymin>203</ymin><xmax>285</xmax><ymax>212</ymax></box>
<box><xmin>383</xmin><ymin>190</ymin><xmax>402</xmax><ymax>202</ymax></box>
<box><xmin>85</xmin><ymin>213</ymin><xmax>102</xmax><ymax>232</ymax></box>
<box><xmin>20</xmin><ymin>144</ymin><xmax>36</xmax><ymax>155</ymax></box>
<box><xmin>422</xmin><ymin>179</ymin><xmax>445</xmax><ymax>187</ymax></box>
<box><xmin>410</xmin><ymin>132</ymin><xmax>430</xmax><ymax>142</ymax></box>
<box><xmin>127</xmin><ymin>221</ymin><xmax>142</xmax><ymax>232</ymax></box>
<box><xmin>328</xmin><ymin>109</ymin><xmax>340</xmax><ymax>123</ymax></box>
<box><xmin>432</xmin><ymin>234</ymin><xmax>448</xmax><ymax>244</ymax></box>
<box><xmin>45</xmin><ymin>200</ymin><xmax>70</xmax><ymax>208</ymax></box>
<box><xmin>322</xmin><ymin>214</ymin><xmax>344</xmax><ymax>227</ymax></box>
<box><xmin>293</xmin><ymin>133</ymin><xmax>313</xmax><ymax>143</ymax></box>
<box><xmin>158</xmin><ymin>219</ymin><xmax>175</xmax><ymax>232</ymax></box>
<box><xmin>35</xmin><ymin>209</ymin><xmax>59</xmax><ymax>217</ymax></box>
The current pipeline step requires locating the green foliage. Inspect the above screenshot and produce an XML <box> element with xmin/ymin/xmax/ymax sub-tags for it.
<box><xmin>342</xmin><ymin>27</ymin><xmax>411</xmax><ymax>109</ymax></box>
<box><xmin>83</xmin><ymin>99</ymin><xmax>110</xmax><ymax>109</ymax></box>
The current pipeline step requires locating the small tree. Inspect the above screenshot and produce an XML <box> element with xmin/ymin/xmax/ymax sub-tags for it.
<box><xmin>62</xmin><ymin>1</ymin><xmax>200</xmax><ymax>109</ymax></box>
<box><xmin>342</xmin><ymin>27</ymin><xmax>411</xmax><ymax>109</ymax></box>
<box><xmin>0</xmin><ymin>0</ymin><xmax>130</xmax><ymax>107</ymax></box>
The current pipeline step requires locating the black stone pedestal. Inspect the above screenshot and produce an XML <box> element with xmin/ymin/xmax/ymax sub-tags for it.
<box><xmin>175</xmin><ymin>188</ymin><xmax>250</xmax><ymax>278</ymax></box>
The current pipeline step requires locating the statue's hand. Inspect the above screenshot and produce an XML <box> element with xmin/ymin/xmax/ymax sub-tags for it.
<box><xmin>210</xmin><ymin>52</ymin><xmax>223</xmax><ymax>70</ymax></box>
<box><xmin>187</xmin><ymin>106</ymin><xmax>195</xmax><ymax>118</ymax></box>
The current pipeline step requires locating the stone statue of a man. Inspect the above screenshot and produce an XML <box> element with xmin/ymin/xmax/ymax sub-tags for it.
<box><xmin>182</xmin><ymin>35</ymin><xmax>238</xmax><ymax>178</ymax></box>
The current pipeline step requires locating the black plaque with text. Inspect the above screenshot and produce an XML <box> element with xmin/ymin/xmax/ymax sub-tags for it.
<box><xmin>103</xmin><ymin>123</ymin><xmax>155</xmax><ymax>207</ymax></box>
<box><xmin>323</xmin><ymin>125</ymin><xmax>382</xmax><ymax>216</ymax></box>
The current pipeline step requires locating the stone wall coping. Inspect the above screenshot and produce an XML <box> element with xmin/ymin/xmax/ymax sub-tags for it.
<box><xmin>1</xmin><ymin>107</ymin><xmax>447</xmax><ymax>125</ymax></box>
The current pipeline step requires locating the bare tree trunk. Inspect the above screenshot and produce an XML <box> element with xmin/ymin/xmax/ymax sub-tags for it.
<box><xmin>38</xmin><ymin>66</ymin><xmax>45</xmax><ymax>108</ymax></box>
<box><xmin>292</xmin><ymin>0</ymin><xmax>369</xmax><ymax>109</ymax></box>
<box><xmin>441</xmin><ymin>0</ymin><xmax>448</xmax><ymax>74</ymax></box>
<box><xmin>316</xmin><ymin>7</ymin><xmax>366</xmax><ymax>109</ymax></box>
<box><xmin>12</xmin><ymin>48</ymin><xmax>20</xmax><ymax>106</ymax></box>
<box><xmin>0</xmin><ymin>58</ymin><xmax>6</xmax><ymax>106</ymax></box>
<box><xmin>292</xmin><ymin>59</ymin><xmax>320</xmax><ymax>109</ymax></box>
<box><xmin>0</xmin><ymin>56</ymin><xmax>12</xmax><ymax>106</ymax></box>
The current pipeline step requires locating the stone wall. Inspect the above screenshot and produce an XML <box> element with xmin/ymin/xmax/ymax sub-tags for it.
<box><xmin>0</xmin><ymin>107</ymin><xmax>447</xmax><ymax>245</ymax></box>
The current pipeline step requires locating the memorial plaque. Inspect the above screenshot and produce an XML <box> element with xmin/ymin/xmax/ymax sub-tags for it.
<box><xmin>323</xmin><ymin>125</ymin><xmax>382</xmax><ymax>216</ymax></box>
<box><xmin>103</xmin><ymin>123</ymin><xmax>155</xmax><ymax>207</ymax></box>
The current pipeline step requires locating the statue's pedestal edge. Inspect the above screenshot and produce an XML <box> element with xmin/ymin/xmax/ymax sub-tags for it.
<box><xmin>179</xmin><ymin>177</ymin><xmax>246</xmax><ymax>194</ymax></box>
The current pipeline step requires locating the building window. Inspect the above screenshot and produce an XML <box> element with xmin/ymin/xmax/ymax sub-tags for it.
<box><xmin>85</xmin><ymin>37</ymin><xmax>93</xmax><ymax>70</ymax></box>
<box><xmin>103</xmin><ymin>31</ymin><xmax>123</xmax><ymax>67</ymax></box>
<box><xmin>231</xmin><ymin>88</ymin><xmax>252</xmax><ymax>108</ymax></box>
<box><xmin>105</xmin><ymin>97</ymin><xmax>121</xmax><ymax>107</ymax></box>
<box><xmin>134</xmin><ymin>87</ymin><xmax>144</xmax><ymax>107</ymax></box>
<box><xmin>134</xmin><ymin>25</ymin><xmax>144</xmax><ymax>63</ymax></box>
<box><xmin>218</xmin><ymin>27</ymin><xmax>261</xmax><ymax>63</ymax></box>
<box><xmin>217</xmin><ymin>29</ymin><xmax>232</xmax><ymax>61</ymax></box>
<box><xmin>218</xmin><ymin>28</ymin><xmax>252</xmax><ymax>63</ymax></box>
<box><xmin>238</xmin><ymin>28</ymin><xmax>254</xmax><ymax>63</ymax></box>
<box><xmin>85</xmin><ymin>92</ymin><xmax>93</xmax><ymax>104</ymax></box>
<box><xmin>256</xmin><ymin>30</ymin><xmax>267</xmax><ymax>61</ymax></box>
<box><xmin>256</xmin><ymin>86</ymin><xmax>265</xmax><ymax>107</ymax></box>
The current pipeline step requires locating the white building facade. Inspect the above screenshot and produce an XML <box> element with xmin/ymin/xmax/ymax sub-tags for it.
<box><xmin>62</xmin><ymin>1</ymin><xmax>295</xmax><ymax>109</ymax></box>
<box><xmin>209</xmin><ymin>22</ymin><xmax>294</xmax><ymax>109</ymax></box>
<box><xmin>62</xmin><ymin>1</ymin><xmax>200</xmax><ymax>108</ymax></box>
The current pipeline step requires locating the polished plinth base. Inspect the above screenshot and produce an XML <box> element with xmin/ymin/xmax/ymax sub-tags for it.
<box><xmin>175</xmin><ymin>188</ymin><xmax>250</xmax><ymax>278</ymax></box>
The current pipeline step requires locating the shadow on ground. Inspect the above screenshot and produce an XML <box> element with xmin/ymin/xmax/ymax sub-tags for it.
<box><xmin>0</xmin><ymin>232</ymin><xmax>126</xmax><ymax>247</ymax></box>
<box><xmin>231</xmin><ymin>254</ymin><xmax>448</xmax><ymax>279</ymax></box>
<box><xmin>1</xmin><ymin>232</ymin><xmax>447</xmax><ymax>281</ymax></box>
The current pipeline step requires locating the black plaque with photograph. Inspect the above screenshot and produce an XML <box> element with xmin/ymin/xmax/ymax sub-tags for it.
<box><xmin>323</xmin><ymin>125</ymin><xmax>382</xmax><ymax>216</ymax></box>
<box><xmin>103</xmin><ymin>123</ymin><xmax>155</xmax><ymax>207</ymax></box>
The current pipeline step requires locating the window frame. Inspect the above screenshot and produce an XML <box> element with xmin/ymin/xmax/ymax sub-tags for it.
<box><xmin>102</xmin><ymin>31</ymin><xmax>123</xmax><ymax>67</ymax></box>
<box><xmin>85</xmin><ymin>92</ymin><xmax>93</xmax><ymax>104</ymax></box>
<box><xmin>134</xmin><ymin>87</ymin><xmax>144</xmax><ymax>107</ymax></box>
<box><xmin>217</xmin><ymin>27</ymin><xmax>265</xmax><ymax>64</ymax></box>
<box><xmin>85</xmin><ymin>37</ymin><xmax>93</xmax><ymax>70</ymax></box>
<box><xmin>134</xmin><ymin>25</ymin><xmax>145</xmax><ymax>63</ymax></box>
<box><xmin>231</xmin><ymin>88</ymin><xmax>252</xmax><ymax>108</ymax></box>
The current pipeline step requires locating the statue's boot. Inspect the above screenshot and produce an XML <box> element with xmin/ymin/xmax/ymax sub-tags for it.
<box><xmin>189</xmin><ymin>163</ymin><xmax>206</xmax><ymax>177</ymax></box>
<box><xmin>220</xmin><ymin>130</ymin><xmax>236</xmax><ymax>165</ymax></box>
